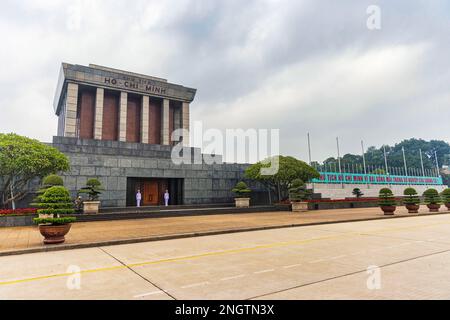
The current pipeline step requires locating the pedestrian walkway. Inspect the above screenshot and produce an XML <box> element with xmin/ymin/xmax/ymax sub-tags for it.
<box><xmin>0</xmin><ymin>206</ymin><xmax>448</xmax><ymax>255</ymax></box>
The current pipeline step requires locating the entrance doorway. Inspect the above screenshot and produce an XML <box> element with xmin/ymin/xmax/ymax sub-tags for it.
<box><xmin>126</xmin><ymin>178</ymin><xmax>183</xmax><ymax>206</ymax></box>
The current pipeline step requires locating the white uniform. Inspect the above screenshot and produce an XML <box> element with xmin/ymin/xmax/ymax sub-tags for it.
<box><xmin>164</xmin><ymin>192</ymin><xmax>170</xmax><ymax>206</ymax></box>
<box><xmin>136</xmin><ymin>192</ymin><xmax>142</xmax><ymax>207</ymax></box>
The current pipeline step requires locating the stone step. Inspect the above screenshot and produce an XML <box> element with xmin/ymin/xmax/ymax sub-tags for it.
<box><xmin>65</xmin><ymin>205</ymin><xmax>289</xmax><ymax>223</ymax></box>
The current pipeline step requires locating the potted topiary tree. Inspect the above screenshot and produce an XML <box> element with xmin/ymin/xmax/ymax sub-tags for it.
<box><xmin>289</xmin><ymin>179</ymin><xmax>310</xmax><ymax>212</ymax></box>
<box><xmin>403</xmin><ymin>187</ymin><xmax>420</xmax><ymax>214</ymax></box>
<box><xmin>79</xmin><ymin>178</ymin><xmax>104</xmax><ymax>214</ymax></box>
<box><xmin>423</xmin><ymin>188</ymin><xmax>441</xmax><ymax>212</ymax></box>
<box><xmin>442</xmin><ymin>188</ymin><xmax>450</xmax><ymax>210</ymax></box>
<box><xmin>34</xmin><ymin>174</ymin><xmax>66</xmax><ymax>218</ymax></box>
<box><xmin>378</xmin><ymin>188</ymin><xmax>396</xmax><ymax>215</ymax></box>
<box><xmin>352</xmin><ymin>188</ymin><xmax>364</xmax><ymax>199</ymax></box>
<box><xmin>232</xmin><ymin>181</ymin><xmax>251</xmax><ymax>208</ymax></box>
<box><xmin>33</xmin><ymin>186</ymin><xmax>76</xmax><ymax>244</ymax></box>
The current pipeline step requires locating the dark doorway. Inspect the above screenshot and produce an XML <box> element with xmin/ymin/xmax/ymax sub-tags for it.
<box><xmin>126</xmin><ymin>178</ymin><xmax>183</xmax><ymax>207</ymax></box>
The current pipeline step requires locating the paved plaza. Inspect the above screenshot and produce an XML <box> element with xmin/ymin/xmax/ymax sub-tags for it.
<box><xmin>2</xmin><ymin>212</ymin><xmax>450</xmax><ymax>299</ymax></box>
<box><xmin>0</xmin><ymin>207</ymin><xmax>448</xmax><ymax>255</ymax></box>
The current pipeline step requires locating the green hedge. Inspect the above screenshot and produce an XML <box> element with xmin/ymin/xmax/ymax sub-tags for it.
<box><xmin>34</xmin><ymin>217</ymin><xmax>76</xmax><ymax>225</ymax></box>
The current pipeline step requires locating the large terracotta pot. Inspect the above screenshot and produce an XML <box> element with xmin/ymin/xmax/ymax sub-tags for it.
<box><xmin>380</xmin><ymin>206</ymin><xmax>396</xmax><ymax>215</ymax></box>
<box><xmin>235</xmin><ymin>198</ymin><xmax>250</xmax><ymax>208</ymax></box>
<box><xmin>405</xmin><ymin>204</ymin><xmax>420</xmax><ymax>214</ymax></box>
<box><xmin>38</xmin><ymin>224</ymin><xmax>72</xmax><ymax>244</ymax></box>
<box><xmin>291</xmin><ymin>202</ymin><xmax>308</xmax><ymax>212</ymax></box>
<box><xmin>427</xmin><ymin>204</ymin><xmax>441</xmax><ymax>212</ymax></box>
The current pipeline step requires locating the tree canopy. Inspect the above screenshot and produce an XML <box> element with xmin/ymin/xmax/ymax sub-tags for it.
<box><xmin>0</xmin><ymin>133</ymin><xmax>70</xmax><ymax>208</ymax></box>
<box><xmin>245</xmin><ymin>155</ymin><xmax>320</xmax><ymax>201</ymax></box>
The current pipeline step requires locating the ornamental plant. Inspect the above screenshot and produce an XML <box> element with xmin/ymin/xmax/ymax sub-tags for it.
<box><xmin>42</xmin><ymin>174</ymin><xmax>64</xmax><ymax>188</ymax></box>
<box><xmin>441</xmin><ymin>188</ymin><xmax>450</xmax><ymax>204</ymax></box>
<box><xmin>0</xmin><ymin>208</ymin><xmax>37</xmax><ymax>216</ymax></box>
<box><xmin>423</xmin><ymin>188</ymin><xmax>441</xmax><ymax>205</ymax></box>
<box><xmin>352</xmin><ymin>188</ymin><xmax>364</xmax><ymax>198</ymax></box>
<box><xmin>378</xmin><ymin>188</ymin><xmax>396</xmax><ymax>207</ymax></box>
<box><xmin>288</xmin><ymin>179</ymin><xmax>310</xmax><ymax>202</ymax></box>
<box><xmin>403</xmin><ymin>187</ymin><xmax>420</xmax><ymax>206</ymax></box>
<box><xmin>35</xmin><ymin>174</ymin><xmax>65</xmax><ymax>198</ymax></box>
<box><xmin>78</xmin><ymin>178</ymin><xmax>104</xmax><ymax>201</ymax></box>
<box><xmin>33</xmin><ymin>186</ymin><xmax>76</xmax><ymax>225</ymax></box>
<box><xmin>231</xmin><ymin>181</ymin><xmax>251</xmax><ymax>198</ymax></box>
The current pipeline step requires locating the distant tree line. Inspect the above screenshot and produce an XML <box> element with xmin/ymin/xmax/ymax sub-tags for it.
<box><xmin>312</xmin><ymin>138</ymin><xmax>450</xmax><ymax>186</ymax></box>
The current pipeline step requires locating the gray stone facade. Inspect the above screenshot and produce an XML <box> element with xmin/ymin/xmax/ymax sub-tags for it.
<box><xmin>52</xmin><ymin>136</ymin><xmax>263</xmax><ymax>207</ymax></box>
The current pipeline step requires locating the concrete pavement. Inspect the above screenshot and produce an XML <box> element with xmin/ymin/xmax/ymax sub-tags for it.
<box><xmin>2</xmin><ymin>213</ymin><xmax>450</xmax><ymax>299</ymax></box>
<box><xmin>1</xmin><ymin>206</ymin><xmax>448</xmax><ymax>255</ymax></box>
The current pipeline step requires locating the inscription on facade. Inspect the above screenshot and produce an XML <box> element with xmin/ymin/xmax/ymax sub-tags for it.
<box><xmin>104</xmin><ymin>77</ymin><xmax>167</xmax><ymax>95</ymax></box>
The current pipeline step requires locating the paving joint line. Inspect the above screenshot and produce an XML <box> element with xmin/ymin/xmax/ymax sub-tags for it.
<box><xmin>247</xmin><ymin>247</ymin><xmax>450</xmax><ymax>300</ymax></box>
<box><xmin>98</xmin><ymin>247</ymin><xmax>176</xmax><ymax>300</ymax></box>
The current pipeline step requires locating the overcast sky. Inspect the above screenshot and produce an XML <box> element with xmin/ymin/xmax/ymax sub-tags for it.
<box><xmin>0</xmin><ymin>0</ymin><xmax>449</xmax><ymax>163</ymax></box>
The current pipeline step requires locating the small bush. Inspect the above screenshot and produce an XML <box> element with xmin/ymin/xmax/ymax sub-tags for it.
<box><xmin>403</xmin><ymin>187</ymin><xmax>420</xmax><ymax>205</ymax></box>
<box><xmin>42</xmin><ymin>174</ymin><xmax>64</xmax><ymax>187</ymax></box>
<box><xmin>289</xmin><ymin>179</ymin><xmax>310</xmax><ymax>202</ymax></box>
<box><xmin>34</xmin><ymin>186</ymin><xmax>75</xmax><ymax>224</ymax></box>
<box><xmin>378</xmin><ymin>188</ymin><xmax>396</xmax><ymax>207</ymax></box>
<box><xmin>79</xmin><ymin>178</ymin><xmax>104</xmax><ymax>201</ymax></box>
<box><xmin>86</xmin><ymin>178</ymin><xmax>101</xmax><ymax>187</ymax></box>
<box><xmin>423</xmin><ymin>188</ymin><xmax>441</xmax><ymax>205</ymax></box>
<box><xmin>442</xmin><ymin>188</ymin><xmax>450</xmax><ymax>203</ymax></box>
<box><xmin>352</xmin><ymin>188</ymin><xmax>364</xmax><ymax>198</ymax></box>
<box><xmin>232</xmin><ymin>181</ymin><xmax>251</xmax><ymax>198</ymax></box>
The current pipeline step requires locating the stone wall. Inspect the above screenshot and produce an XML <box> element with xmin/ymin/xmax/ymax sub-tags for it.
<box><xmin>51</xmin><ymin>136</ymin><xmax>262</xmax><ymax>207</ymax></box>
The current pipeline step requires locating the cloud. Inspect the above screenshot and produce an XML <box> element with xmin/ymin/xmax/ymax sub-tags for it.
<box><xmin>0</xmin><ymin>0</ymin><xmax>448</xmax><ymax>162</ymax></box>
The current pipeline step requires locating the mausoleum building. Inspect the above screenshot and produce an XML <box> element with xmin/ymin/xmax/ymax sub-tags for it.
<box><xmin>51</xmin><ymin>63</ymin><xmax>260</xmax><ymax>207</ymax></box>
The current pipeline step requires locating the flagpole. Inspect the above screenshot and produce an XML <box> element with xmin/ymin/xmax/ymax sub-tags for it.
<box><xmin>435</xmin><ymin>151</ymin><xmax>440</xmax><ymax>177</ymax></box>
<box><xmin>383</xmin><ymin>145</ymin><xmax>389</xmax><ymax>176</ymax></box>
<box><xmin>336</xmin><ymin>137</ymin><xmax>343</xmax><ymax>188</ymax></box>
<box><xmin>419</xmin><ymin>148</ymin><xmax>425</xmax><ymax>177</ymax></box>
<box><xmin>307</xmin><ymin>133</ymin><xmax>312</xmax><ymax>165</ymax></box>
<box><xmin>402</xmin><ymin>147</ymin><xmax>409</xmax><ymax>185</ymax></box>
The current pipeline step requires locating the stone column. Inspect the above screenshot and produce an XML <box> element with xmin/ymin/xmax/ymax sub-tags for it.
<box><xmin>141</xmin><ymin>96</ymin><xmax>149</xmax><ymax>144</ymax></box>
<box><xmin>161</xmin><ymin>98</ymin><xmax>170</xmax><ymax>145</ymax></box>
<box><xmin>64</xmin><ymin>83</ymin><xmax>79</xmax><ymax>137</ymax></box>
<box><xmin>119</xmin><ymin>92</ymin><xmax>128</xmax><ymax>142</ymax></box>
<box><xmin>93</xmin><ymin>88</ymin><xmax>104</xmax><ymax>140</ymax></box>
<box><xmin>182</xmin><ymin>102</ymin><xmax>190</xmax><ymax>146</ymax></box>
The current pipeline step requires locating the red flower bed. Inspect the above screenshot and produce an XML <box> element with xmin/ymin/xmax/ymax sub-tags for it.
<box><xmin>0</xmin><ymin>208</ymin><xmax>37</xmax><ymax>216</ymax></box>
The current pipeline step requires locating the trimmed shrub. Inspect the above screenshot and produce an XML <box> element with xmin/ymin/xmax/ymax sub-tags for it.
<box><xmin>232</xmin><ymin>181</ymin><xmax>251</xmax><ymax>198</ymax></box>
<box><xmin>442</xmin><ymin>188</ymin><xmax>450</xmax><ymax>204</ymax></box>
<box><xmin>289</xmin><ymin>179</ymin><xmax>310</xmax><ymax>202</ymax></box>
<box><xmin>34</xmin><ymin>217</ymin><xmax>76</xmax><ymax>225</ymax></box>
<box><xmin>33</xmin><ymin>186</ymin><xmax>75</xmax><ymax>225</ymax></box>
<box><xmin>423</xmin><ymin>188</ymin><xmax>441</xmax><ymax>205</ymax></box>
<box><xmin>79</xmin><ymin>178</ymin><xmax>104</xmax><ymax>201</ymax></box>
<box><xmin>378</xmin><ymin>188</ymin><xmax>396</xmax><ymax>207</ymax></box>
<box><xmin>42</xmin><ymin>174</ymin><xmax>64</xmax><ymax>187</ymax></box>
<box><xmin>403</xmin><ymin>187</ymin><xmax>420</xmax><ymax>205</ymax></box>
<box><xmin>352</xmin><ymin>188</ymin><xmax>364</xmax><ymax>198</ymax></box>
